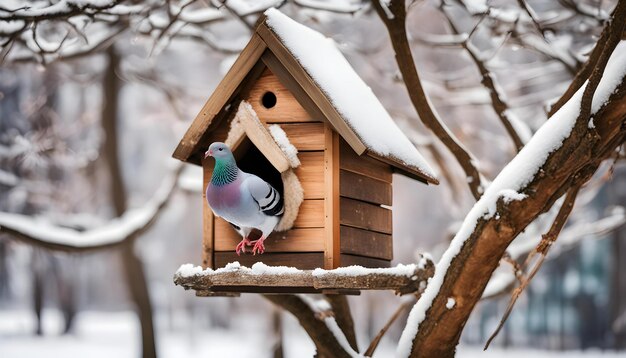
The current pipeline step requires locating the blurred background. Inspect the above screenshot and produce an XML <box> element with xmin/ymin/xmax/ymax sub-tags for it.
<box><xmin>1</xmin><ymin>0</ymin><xmax>625</xmax><ymax>357</ymax></box>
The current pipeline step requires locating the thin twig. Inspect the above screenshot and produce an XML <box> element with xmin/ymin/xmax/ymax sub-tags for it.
<box><xmin>484</xmin><ymin>183</ymin><xmax>581</xmax><ymax>350</ymax></box>
<box><xmin>373</xmin><ymin>0</ymin><xmax>486</xmax><ymax>200</ymax></box>
<box><xmin>441</xmin><ymin>6</ymin><xmax>525</xmax><ymax>152</ymax></box>
<box><xmin>365</xmin><ymin>298</ymin><xmax>415</xmax><ymax>356</ymax></box>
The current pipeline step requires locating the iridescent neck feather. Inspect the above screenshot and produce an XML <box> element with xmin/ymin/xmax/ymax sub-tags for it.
<box><xmin>211</xmin><ymin>157</ymin><xmax>238</xmax><ymax>186</ymax></box>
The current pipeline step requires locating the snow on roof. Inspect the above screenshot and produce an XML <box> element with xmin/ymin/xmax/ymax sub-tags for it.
<box><xmin>396</xmin><ymin>40</ymin><xmax>626</xmax><ymax>357</ymax></box>
<box><xmin>264</xmin><ymin>8</ymin><xmax>438</xmax><ymax>181</ymax></box>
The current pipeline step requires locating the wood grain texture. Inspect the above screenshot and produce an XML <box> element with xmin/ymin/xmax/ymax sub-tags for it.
<box><xmin>340</xmin><ymin>140</ymin><xmax>392</xmax><ymax>183</ymax></box>
<box><xmin>294</xmin><ymin>199</ymin><xmax>324</xmax><ymax>227</ymax></box>
<box><xmin>340</xmin><ymin>254</ymin><xmax>390</xmax><ymax>268</ymax></box>
<box><xmin>246</xmin><ymin>68</ymin><xmax>315</xmax><ymax>123</ymax></box>
<box><xmin>261</xmin><ymin>52</ymin><xmax>326</xmax><ymax>121</ymax></box>
<box><xmin>202</xmin><ymin>159</ymin><xmax>214</xmax><ymax>268</ymax></box>
<box><xmin>174</xmin><ymin>253</ymin><xmax>434</xmax><ymax>295</ymax></box>
<box><xmin>340</xmin><ymin>169</ymin><xmax>392</xmax><ymax>205</ymax></box>
<box><xmin>214</xmin><ymin>222</ymin><xmax>325</xmax><ymax>252</ymax></box>
<box><xmin>296</xmin><ymin>151</ymin><xmax>324</xmax><ymax>199</ymax></box>
<box><xmin>257</xmin><ymin>25</ymin><xmax>368</xmax><ymax>155</ymax></box>
<box><xmin>173</xmin><ymin>35</ymin><xmax>266</xmax><ymax>162</ymax></box>
<box><xmin>324</xmin><ymin>125</ymin><xmax>340</xmax><ymax>269</ymax></box>
<box><xmin>278</xmin><ymin>122</ymin><xmax>325</xmax><ymax>151</ymax></box>
<box><xmin>340</xmin><ymin>225</ymin><xmax>393</xmax><ymax>260</ymax></box>
<box><xmin>340</xmin><ymin>197</ymin><xmax>392</xmax><ymax>234</ymax></box>
<box><xmin>235</xmin><ymin>101</ymin><xmax>291</xmax><ymax>172</ymax></box>
<box><xmin>214</xmin><ymin>252</ymin><xmax>324</xmax><ymax>270</ymax></box>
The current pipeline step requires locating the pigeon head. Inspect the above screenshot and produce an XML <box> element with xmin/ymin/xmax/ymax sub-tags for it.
<box><xmin>205</xmin><ymin>142</ymin><xmax>233</xmax><ymax>160</ymax></box>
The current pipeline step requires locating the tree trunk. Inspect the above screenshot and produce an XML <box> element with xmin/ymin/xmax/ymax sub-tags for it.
<box><xmin>103</xmin><ymin>46</ymin><xmax>126</xmax><ymax>216</ymax></box>
<box><xmin>121</xmin><ymin>242</ymin><xmax>157</xmax><ymax>358</ymax></box>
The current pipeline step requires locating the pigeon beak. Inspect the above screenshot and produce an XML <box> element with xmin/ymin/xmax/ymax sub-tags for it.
<box><xmin>204</xmin><ymin>150</ymin><xmax>213</xmax><ymax>158</ymax></box>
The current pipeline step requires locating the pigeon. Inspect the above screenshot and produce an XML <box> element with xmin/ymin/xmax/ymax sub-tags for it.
<box><xmin>204</xmin><ymin>142</ymin><xmax>284</xmax><ymax>255</ymax></box>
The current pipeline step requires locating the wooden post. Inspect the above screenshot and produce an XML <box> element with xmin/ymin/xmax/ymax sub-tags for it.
<box><xmin>323</xmin><ymin>125</ymin><xmax>340</xmax><ymax>269</ymax></box>
<box><xmin>202</xmin><ymin>158</ymin><xmax>214</xmax><ymax>269</ymax></box>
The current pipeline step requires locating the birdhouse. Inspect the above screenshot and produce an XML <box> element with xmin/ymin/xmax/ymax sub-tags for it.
<box><xmin>172</xmin><ymin>9</ymin><xmax>438</xmax><ymax>277</ymax></box>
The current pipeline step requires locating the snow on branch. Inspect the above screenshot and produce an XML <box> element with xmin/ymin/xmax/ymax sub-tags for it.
<box><xmin>440</xmin><ymin>7</ymin><xmax>528</xmax><ymax>152</ymax></box>
<box><xmin>174</xmin><ymin>256</ymin><xmax>435</xmax><ymax>295</ymax></box>
<box><xmin>372</xmin><ymin>0</ymin><xmax>486</xmax><ymax>200</ymax></box>
<box><xmin>298</xmin><ymin>294</ymin><xmax>363</xmax><ymax>358</ymax></box>
<box><xmin>397</xmin><ymin>29</ymin><xmax>626</xmax><ymax>356</ymax></box>
<box><xmin>0</xmin><ymin>164</ymin><xmax>183</xmax><ymax>252</ymax></box>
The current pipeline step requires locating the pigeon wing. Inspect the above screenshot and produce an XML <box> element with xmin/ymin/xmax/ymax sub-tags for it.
<box><xmin>246</xmin><ymin>175</ymin><xmax>284</xmax><ymax>217</ymax></box>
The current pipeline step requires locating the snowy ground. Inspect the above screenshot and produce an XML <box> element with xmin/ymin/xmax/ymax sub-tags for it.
<box><xmin>0</xmin><ymin>309</ymin><xmax>623</xmax><ymax>358</ymax></box>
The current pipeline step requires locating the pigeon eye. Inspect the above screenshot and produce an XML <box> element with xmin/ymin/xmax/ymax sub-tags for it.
<box><xmin>219</xmin><ymin>148</ymin><xmax>223</xmax><ymax>151</ymax></box>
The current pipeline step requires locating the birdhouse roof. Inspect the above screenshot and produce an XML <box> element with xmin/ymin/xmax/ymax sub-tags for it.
<box><xmin>173</xmin><ymin>8</ymin><xmax>439</xmax><ymax>185</ymax></box>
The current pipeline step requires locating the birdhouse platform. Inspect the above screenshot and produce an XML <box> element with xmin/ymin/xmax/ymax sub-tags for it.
<box><xmin>172</xmin><ymin>9</ymin><xmax>439</xmax><ymax>294</ymax></box>
<box><xmin>174</xmin><ymin>256</ymin><xmax>434</xmax><ymax>296</ymax></box>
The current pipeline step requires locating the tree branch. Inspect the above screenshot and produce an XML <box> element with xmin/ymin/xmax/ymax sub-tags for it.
<box><xmin>325</xmin><ymin>295</ymin><xmax>358</xmax><ymax>351</ymax></box>
<box><xmin>264</xmin><ymin>295</ymin><xmax>352</xmax><ymax>358</ymax></box>
<box><xmin>373</xmin><ymin>0</ymin><xmax>486</xmax><ymax>200</ymax></box>
<box><xmin>484</xmin><ymin>183</ymin><xmax>581</xmax><ymax>349</ymax></box>
<box><xmin>441</xmin><ymin>8</ymin><xmax>525</xmax><ymax>152</ymax></box>
<box><xmin>0</xmin><ymin>165</ymin><xmax>182</xmax><ymax>252</ymax></box>
<box><xmin>401</xmin><ymin>5</ymin><xmax>626</xmax><ymax>354</ymax></box>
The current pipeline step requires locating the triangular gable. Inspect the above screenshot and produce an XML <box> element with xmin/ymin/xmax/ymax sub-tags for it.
<box><xmin>226</xmin><ymin>101</ymin><xmax>293</xmax><ymax>173</ymax></box>
<box><xmin>172</xmin><ymin>33</ymin><xmax>267</xmax><ymax>164</ymax></box>
<box><xmin>172</xmin><ymin>10</ymin><xmax>438</xmax><ymax>185</ymax></box>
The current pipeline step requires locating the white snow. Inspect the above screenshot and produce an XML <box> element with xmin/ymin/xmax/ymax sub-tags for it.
<box><xmin>268</xmin><ymin>124</ymin><xmax>301</xmax><ymax>168</ymax></box>
<box><xmin>177</xmin><ymin>261</ymin><xmax>430</xmax><ymax>281</ymax></box>
<box><xmin>225</xmin><ymin>0</ymin><xmax>282</xmax><ymax>16</ymax></box>
<box><xmin>293</xmin><ymin>0</ymin><xmax>363</xmax><ymax>13</ymax></box>
<box><xmin>179</xmin><ymin>7</ymin><xmax>224</xmax><ymax>23</ymax></box>
<box><xmin>175</xmin><ymin>261</ymin><xmax>302</xmax><ymax>277</ymax></box>
<box><xmin>264</xmin><ymin>8</ymin><xmax>438</xmax><ymax>181</ymax></box>
<box><xmin>446</xmin><ymin>297</ymin><xmax>456</xmax><ymax>309</ymax></box>
<box><xmin>0</xmin><ymin>20</ymin><xmax>25</xmax><ymax>34</ymax></box>
<box><xmin>249</xmin><ymin>262</ymin><xmax>302</xmax><ymax>275</ymax></box>
<box><xmin>312</xmin><ymin>263</ymin><xmax>420</xmax><ymax>277</ymax></box>
<box><xmin>498</xmin><ymin>189</ymin><xmax>527</xmax><ymax>203</ymax></box>
<box><xmin>0</xmin><ymin>165</ymin><xmax>179</xmax><ymax>248</ymax></box>
<box><xmin>462</xmin><ymin>0</ymin><xmax>488</xmax><ymax>14</ymax></box>
<box><xmin>396</xmin><ymin>41</ymin><xmax>626</xmax><ymax>358</ymax></box>
<box><xmin>176</xmin><ymin>263</ymin><xmax>206</xmax><ymax>277</ymax></box>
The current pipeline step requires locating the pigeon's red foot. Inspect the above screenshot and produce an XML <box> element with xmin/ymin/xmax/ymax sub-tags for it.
<box><xmin>252</xmin><ymin>237</ymin><xmax>266</xmax><ymax>255</ymax></box>
<box><xmin>236</xmin><ymin>238</ymin><xmax>253</xmax><ymax>256</ymax></box>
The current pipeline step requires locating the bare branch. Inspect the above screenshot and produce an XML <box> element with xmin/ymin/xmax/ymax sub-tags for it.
<box><xmin>548</xmin><ymin>2</ymin><xmax>624</xmax><ymax>116</ymax></box>
<box><xmin>373</xmin><ymin>0</ymin><xmax>486</xmax><ymax>200</ymax></box>
<box><xmin>441</xmin><ymin>8</ymin><xmax>525</xmax><ymax>152</ymax></box>
<box><xmin>325</xmin><ymin>295</ymin><xmax>358</xmax><ymax>351</ymax></box>
<box><xmin>365</xmin><ymin>297</ymin><xmax>414</xmax><ymax>356</ymax></box>
<box><xmin>401</xmin><ymin>4</ymin><xmax>626</xmax><ymax>354</ymax></box>
<box><xmin>264</xmin><ymin>295</ymin><xmax>352</xmax><ymax>358</ymax></box>
<box><xmin>484</xmin><ymin>183</ymin><xmax>581</xmax><ymax>350</ymax></box>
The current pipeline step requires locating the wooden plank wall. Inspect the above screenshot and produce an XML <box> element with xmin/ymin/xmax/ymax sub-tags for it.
<box><xmin>201</xmin><ymin>157</ymin><xmax>214</xmax><ymax>269</ymax></box>
<box><xmin>339</xmin><ymin>140</ymin><xmax>393</xmax><ymax>266</ymax></box>
<box><xmin>211</xmin><ymin>68</ymin><xmax>327</xmax><ymax>270</ymax></box>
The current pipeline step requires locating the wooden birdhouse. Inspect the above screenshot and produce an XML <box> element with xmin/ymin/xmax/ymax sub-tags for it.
<box><xmin>172</xmin><ymin>9</ymin><xmax>438</xmax><ymax>277</ymax></box>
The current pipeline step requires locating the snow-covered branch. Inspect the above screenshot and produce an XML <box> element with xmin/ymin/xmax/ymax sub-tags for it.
<box><xmin>0</xmin><ymin>164</ymin><xmax>183</xmax><ymax>252</ymax></box>
<box><xmin>396</xmin><ymin>1</ymin><xmax>626</xmax><ymax>352</ymax></box>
